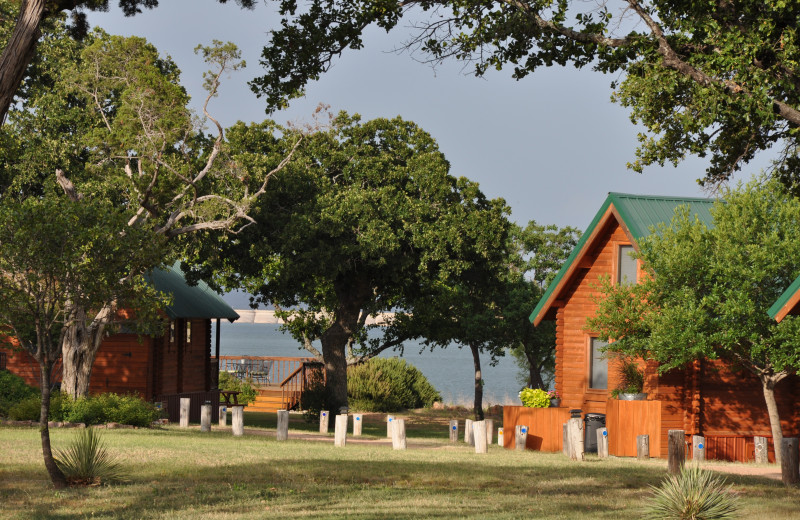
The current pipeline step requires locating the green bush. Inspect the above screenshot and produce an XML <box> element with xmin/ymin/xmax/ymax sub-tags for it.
<box><xmin>105</xmin><ymin>394</ymin><xmax>159</xmax><ymax>427</ymax></box>
<box><xmin>644</xmin><ymin>465</ymin><xmax>739</xmax><ymax>520</ymax></box>
<box><xmin>0</xmin><ymin>370</ymin><xmax>38</xmax><ymax>417</ymax></box>
<box><xmin>218</xmin><ymin>371</ymin><xmax>257</xmax><ymax>405</ymax></box>
<box><xmin>8</xmin><ymin>392</ymin><xmax>158</xmax><ymax>426</ymax></box>
<box><xmin>8</xmin><ymin>395</ymin><xmax>42</xmax><ymax>421</ymax></box>
<box><xmin>55</xmin><ymin>427</ymin><xmax>128</xmax><ymax>486</ymax></box>
<box><xmin>519</xmin><ymin>387</ymin><xmax>550</xmax><ymax>408</ymax></box>
<box><xmin>346</xmin><ymin>358</ymin><xmax>441</xmax><ymax>413</ymax></box>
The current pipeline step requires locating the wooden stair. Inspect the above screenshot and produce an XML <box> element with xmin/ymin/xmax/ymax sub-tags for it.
<box><xmin>243</xmin><ymin>386</ymin><xmax>298</xmax><ymax>413</ymax></box>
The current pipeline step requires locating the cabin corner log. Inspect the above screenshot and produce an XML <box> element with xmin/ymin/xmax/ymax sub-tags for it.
<box><xmin>668</xmin><ymin>430</ymin><xmax>686</xmax><ymax>474</ymax></box>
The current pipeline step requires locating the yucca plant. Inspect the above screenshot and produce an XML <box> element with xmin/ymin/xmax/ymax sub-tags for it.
<box><xmin>644</xmin><ymin>465</ymin><xmax>739</xmax><ymax>520</ymax></box>
<box><xmin>54</xmin><ymin>427</ymin><xmax>129</xmax><ymax>486</ymax></box>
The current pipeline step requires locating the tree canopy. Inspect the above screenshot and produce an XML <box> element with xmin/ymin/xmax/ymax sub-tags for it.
<box><xmin>586</xmin><ymin>178</ymin><xmax>800</xmax><ymax>464</ymax></box>
<box><xmin>195</xmin><ymin>111</ymin><xmax>511</xmax><ymax>412</ymax></box>
<box><xmin>252</xmin><ymin>0</ymin><xmax>800</xmax><ymax>191</ymax></box>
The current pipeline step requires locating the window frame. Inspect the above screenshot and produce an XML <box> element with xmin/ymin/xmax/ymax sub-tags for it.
<box><xmin>586</xmin><ymin>336</ymin><xmax>609</xmax><ymax>392</ymax></box>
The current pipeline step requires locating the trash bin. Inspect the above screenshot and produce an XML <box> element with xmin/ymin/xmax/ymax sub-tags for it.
<box><xmin>584</xmin><ymin>413</ymin><xmax>606</xmax><ymax>454</ymax></box>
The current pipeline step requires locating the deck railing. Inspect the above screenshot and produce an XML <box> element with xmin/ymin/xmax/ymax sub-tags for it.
<box><xmin>214</xmin><ymin>356</ymin><xmax>317</xmax><ymax>386</ymax></box>
<box><xmin>279</xmin><ymin>361</ymin><xmax>324</xmax><ymax>410</ymax></box>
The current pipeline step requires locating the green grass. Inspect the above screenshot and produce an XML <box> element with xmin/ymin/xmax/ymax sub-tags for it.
<box><xmin>1</xmin><ymin>412</ymin><xmax>797</xmax><ymax>519</ymax></box>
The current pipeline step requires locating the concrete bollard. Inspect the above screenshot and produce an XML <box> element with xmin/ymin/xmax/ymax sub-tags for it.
<box><xmin>392</xmin><ymin>418</ymin><xmax>407</xmax><ymax>450</ymax></box>
<box><xmin>334</xmin><ymin>414</ymin><xmax>348</xmax><ymax>447</ymax></box>
<box><xmin>754</xmin><ymin>436</ymin><xmax>769</xmax><ymax>464</ymax></box>
<box><xmin>781</xmin><ymin>438</ymin><xmax>799</xmax><ymax>485</ymax></box>
<box><xmin>668</xmin><ymin>430</ymin><xmax>686</xmax><ymax>474</ymax></box>
<box><xmin>320</xmin><ymin>411</ymin><xmax>329</xmax><ymax>434</ymax></box>
<box><xmin>200</xmin><ymin>402</ymin><xmax>212</xmax><ymax>432</ymax></box>
<box><xmin>485</xmin><ymin>419</ymin><xmax>494</xmax><ymax>446</ymax></box>
<box><xmin>386</xmin><ymin>415</ymin><xmax>395</xmax><ymax>438</ymax></box>
<box><xmin>515</xmin><ymin>425</ymin><xmax>528</xmax><ymax>451</ymax></box>
<box><xmin>567</xmin><ymin>417</ymin><xmax>584</xmax><ymax>461</ymax></box>
<box><xmin>465</xmin><ymin>419</ymin><xmax>474</xmax><ymax>446</ymax></box>
<box><xmin>692</xmin><ymin>435</ymin><xmax>706</xmax><ymax>462</ymax></box>
<box><xmin>637</xmin><ymin>434</ymin><xmax>650</xmax><ymax>460</ymax></box>
<box><xmin>218</xmin><ymin>405</ymin><xmax>227</xmax><ymax>427</ymax></box>
<box><xmin>563</xmin><ymin>423</ymin><xmax>569</xmax><ymax>456</ymax></box>
<box><xmin>232</xmin><ymin>405</ymin><xmax>244</xmax><ymax>436</ymax></box>
<box><xmin>497</xmin><ymin>427</ymin><xmax>504</xmax><ymax>447</ymax></box>
<box><xmin>449</xmin><ymin>420</ymin><xmax>458</xmax><ymax>443</ymax></box>
<box><xmin>276</xmin><ymin>410</ymin><xmax>289</xmax><ymax>441</ymax></box>
<box><xmin>597</xmin><ymin>427</ymin><xmax>609</xmax><ymax>458</ymax></box>
<box><xmin>352</xmin><ymin>414</ymin><xmax>363</xmax><ymax>436</ymax></box>
<box><xmin>179</xmin><ymin>397</ymin><xmax>190</xmax><ymax>428</ymax></box>
<box><xmin>474</xmin><ymin>420</ymin><xmax>488</xmax><ymax>454</ymax></box>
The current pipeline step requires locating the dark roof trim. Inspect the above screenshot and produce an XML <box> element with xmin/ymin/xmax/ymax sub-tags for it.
<box><xmin>768</xmin><ymin>274</ymin><xmax>800</xmax><ymax>322</ymax></box>
<box><xmin>147</xmin><ymin>263</ymin><xmax>239</xmax><ymax>322</ymax></box>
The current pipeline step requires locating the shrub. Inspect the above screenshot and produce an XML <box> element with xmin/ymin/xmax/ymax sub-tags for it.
<box><xmin>55</xmin><ymin>427</ymin><xmax>128</xmax><ymax>486</ymax></box>
<box><xmin>0</xmin><ymin>370</ymin><xmax>38</xmax><ymax>417</ymax></box>
<box><xmin>218</xmin><ymin>371</ymin><xmax>257</xmax><ymax>405</ymax></box>
<box><xmin>105</xmin><ymin>394</ymin><xmax>159</xmax><ymax>427</ymax></box>
<box><xmin>8</xmin><ymin>395</ymin><xmax>42</xmax><ymax>421</ymax></box>
<box><xmin>65</xmin><ymin>395</ymin><xmax>111</xmax><ymax>425</ymax></box>
<box><xmin>519</xmin><ymin>388</ymin><xmax>550</xmax><ymax>408</ymax></box>
<box><xmin>644</xmin><ymin>465</ymin><xmax>739</xmax><ymax>520</ymax></box>
<box><xmin>346</xmin><ymin>358</ymin><xmax>441</xmax><ymax>413</ymax></box>
<box><xmin>616</xmin><ymin>359</ymin><xmax>645</xmax><ymax>395</ymax></box>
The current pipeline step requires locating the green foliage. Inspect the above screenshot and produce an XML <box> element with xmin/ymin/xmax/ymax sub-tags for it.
<box><xmin>346</xmin><ymin>358</ymin><xmax>441</xmax><ymax>413</ymax></box>
<box><xmin>644</xmin><ymin>465</ymin><xmax>739</xmax><ymax>520</ymax></box>
<box><xmin>518</xmin><ymin>388</ymin><xmax>550</xmax><ymax>408</ymax></box>
<box><xmin>299</xmin><ymin>368</ymin><xmax>330</xmax><ymax>422</ymax></box>
<box><xmin>615</xmin><ymin>359</ymin><xmax>645</xmax><ymax>395</ymax></box>
<box><xmin>217</xmin><ymin>371</ymin><xmax>257</xmax><ymax>406</ymax></box>
<box><xmin>54</xmin><ymin>427</ymin><xmax>129</xmax><ymax>486</ymax></box>
<box><xmin>7</xmin><ymin>392</ymin><xmax>158</xmax><ymax>426</ymax></box>
<box><xmin>0</xmin><ymin>370</ymin><xmax>38</xmax><ymax>417</ymax></box>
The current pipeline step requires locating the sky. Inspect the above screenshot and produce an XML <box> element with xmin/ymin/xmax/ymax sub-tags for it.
<box><xmin>87</xmin><ymin>0</ymin><xmax>768</xmax><ymax>233</ymax></box>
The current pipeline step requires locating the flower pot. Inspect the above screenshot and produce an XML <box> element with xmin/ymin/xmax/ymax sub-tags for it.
<box><xmin>618</xmin><ymin>392</ymin><xmax>647</xmax><ymax>401</ymax></box>
<box><xmin>549</xmin><ymin>398</ymin><xmax>561</xmax><ymax>408</ymax></box>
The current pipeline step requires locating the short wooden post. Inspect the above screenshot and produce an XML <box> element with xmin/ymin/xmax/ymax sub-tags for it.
<box><xmin>319</xmin><ymin>410</ymin><xmax>329</xmax><ymax>434</ymax></box>
<box><xmin>692</xmin><ymin>435</ymin><xmax>706</xmax><ymax>462</ymax></box>
<box><xmin>392</xmin><ymin>418</ymin><xmax>407</xmax><ymax>450</ymax></box>
<box><xmin>276</xmin><ymin>410</ymin><xmax>289</xmax><ymax>441</ymax></box>
<box><xmin>352</xmin><ymin>414</ymin><xmax>363</xmax><ymax>436</ymax></box>
<box><xmin>449</xmin><ymin>420</ymin><xmax>458</xmax><ymax>443</ymax></box>
<box><xmin>465</xmin><ymin>419</ymin><xmax>474</xmax><ymax>445</ymax></box>
<box><xmin>485</xmin><ymin>419</ymin><xmax>494</xmax><ymax>446</ymax></box>
<box><xmin>637</xmin><ymin>434</ymin><xmax>650</xmax><ymax>460</ymax></box>
<box><xmin>334</xmin><ymin>414</ymin><xmax>348</xmax><ymax>447</ymax></box>
<box><xmin>232</xmin><ymin>405</ymin><xmax>244</xmax><ymax>437</ymax></box>
<box><xmin>200</xmin><ymin>402</ymin><xmax>212</xmax><ymax>432</ymax></box>
<box><xmin>473</xmin><ymin>420</ymin><xmax>488</xmax><ymax>454</ymax></box>
<box><xmin>668</xmin><ymin>430</ymin><xmax>686</xmax><ymax>474</ymax></box>
<box><xmin>497</xmin><ymin>427</ymin><xmax>504</xmax><ymax>446</ymax></box>
<box><xmin>781</xmin><ymin>438</ymin><xmax>799</xmax><ymax>485</ymax></box>
<box><xmin>179</xmin><ymin>397</ymin><xmax>190</xmax><ymax>428</ymax></box>
<box><xmin>597</xmin><ymin>428</ymin><xmax>609</xmax><ymax>458</ymax></box>
<box><xmin>386</xmin><ymin>415</ymin><xmax>395</xmax><ymax>438</ymax></box>
<box><xmin>562</xmin><ymin>424</ymin><xmax>569</xmax><ymax>456</ymax></box>
<box><xmin>515</xmin><ymin>425</ymin><xmax>528</xmax><ymax>451</ymax></box>
<box><xmin>567</xmin><ymin>417</ymin><xmax>584</xmax><ymax>461</ymax></box>
<box><xmin>218</xmin><ymin>405</ymin><xmax>227</xmax><ymax>427</ymax></box>
<box><xmin>754</xmin><ymin>436</ymin><xmax>769</xmax><ymax>464</ymax></box>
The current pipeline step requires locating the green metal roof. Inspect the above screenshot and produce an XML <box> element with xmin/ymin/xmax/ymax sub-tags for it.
<box><xmin>147</xmin><ymin>263</ymin><xmax>239</xmax><ymax>322</ymax></box>
<box><xmin>768</xmin><ymin>274</ymin><xmax>800</xmax><ymax>321</ymax></box>
<box><xmin>530</xmin><ymin>192</ymin><xmax>717</xmax><ymax>325</ymax></box>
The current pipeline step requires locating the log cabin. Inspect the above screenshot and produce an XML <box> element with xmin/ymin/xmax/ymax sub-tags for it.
<box><xmin>1</xmin><ymin>263</ymin><xmax>239</xmax><ymax>407</ymax></box>
<box><xmin>528</xmin><ymin>193</ymin><xmax>800</xmax><ymax>462</ymax></box>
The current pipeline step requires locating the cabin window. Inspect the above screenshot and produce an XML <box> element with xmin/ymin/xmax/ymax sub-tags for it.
<box><xmin>617</xmin><ymin>245</ymin><xmax>637</xmax><ymax>285</ymax></box>
<box><xmin>589</xmin><ymin>338</ymin><xmax>608</xmax><ymax>390</ymax></box>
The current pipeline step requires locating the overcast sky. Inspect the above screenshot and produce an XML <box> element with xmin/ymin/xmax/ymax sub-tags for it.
<box><xmin>88</xmin><ymin>0</ymin><xmax>768</xmax><ymax>233</ymax></box>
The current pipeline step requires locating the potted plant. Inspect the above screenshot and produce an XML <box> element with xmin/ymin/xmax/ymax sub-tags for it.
<box><xmin>519</xmin><ymin>388</ymin><xmax>551</xmax><ymax>408</ymax></box>
<box><xmin>547</xmin><ymin>390</ymin><xmax>561</xmax><ymax>408</ymax></box>
<box><xmin>611</xmin><ymin>359</ymin><xmax>647</xmax><ymax>400</ymax></box>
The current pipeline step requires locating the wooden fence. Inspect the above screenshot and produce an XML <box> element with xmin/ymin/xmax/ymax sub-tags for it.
<box><xmin>606</xmin><ymin>399</ymin><xmax>662</xmax><ymax>457</ymax></box>
<box><xmin>503</xmin><ymin>406</ymin><xmax>572</xmax><ymax>451</ymax></box>
<box><xmin>214</xmin><ymin>356</ymin><xmax>317</xmax><ymax>386</ymax></box>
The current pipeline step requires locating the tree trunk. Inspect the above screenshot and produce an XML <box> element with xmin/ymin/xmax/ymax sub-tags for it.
<box><xmin>0</xmin><ymin>0</ymin><xmax>46</xmax><ymax>125</ymax></box>
<box><xmin>760</xmin><ymin>374</ymin><xmax>784</xmax><ymax>466</ymax></box>
<box><xmin>320</xmin><ymin>328</ymin><xmax>350</xmax><ymax>413</ymax></box>
<box><xmin>60</xmin><ymin>305</ymin><xmax>110</xmax><ymax>398</ymax></box>
<box><xmin>526</xmin><ymin>356</ymin><xmax>546</xmax><ymax>389</ymax></box>
<box><xmin>38</xmin><ymin>362</ymin><xmax>67</xmax><ymax>488</ymax></box>
<box><xmin>469</xmin><ymin>343</ymin><xmax>484</xmax><ymax>421</ymax></box>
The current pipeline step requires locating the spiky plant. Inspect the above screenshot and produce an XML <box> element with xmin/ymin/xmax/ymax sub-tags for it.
<box><xmin>644</xmin><ymin>465</ymin><xmax>739</xmax><ymax>520</ymax></box>
<box><xmin>54</xmin><ymin>427</ymin><xmax>128</xmax><ymax>486</ymax></box>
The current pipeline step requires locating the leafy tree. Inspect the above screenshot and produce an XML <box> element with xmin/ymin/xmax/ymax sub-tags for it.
<box><xmin>0</xmin><ymin>0</ymin><xmax>254</xmax><ymax>124</ymax></box>
<box><xmin>198</xmin><ymin>112</ymin><xmax>510</xmax><ymax>413</ymax></box>
<box><xmin>0</xmin><ymin>195</ymin><xmax>167</xmax><ymax>488</ymax></box>
<box><xmin>0</xmin><ymin>21</ymin><xmax>299</xmax><ymax>397</ymax></box>
<box><xmin>586</xmin><ymin>178</ymin><xmax>800</xmax><ymax>465</ymax></box>
<box><xmin>506</xmin><ymin>221</ymin><xmax>580</xmax><ymax>390</ymax></box>
<box><xmin>253</xmin><ymin>0</ymin><xmax>800</xmax><ymax>191</ymax></box>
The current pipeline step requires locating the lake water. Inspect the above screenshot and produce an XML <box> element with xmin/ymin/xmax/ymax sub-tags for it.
<box><xmin>212</xmin><ymin>321</ymin><xmax>523</xmax><ymax>406</ymax></box>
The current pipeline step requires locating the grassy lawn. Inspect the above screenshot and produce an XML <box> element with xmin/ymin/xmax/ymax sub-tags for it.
<box><xmin>1</xmin><ymin>412</ymin><xmax>797</xmax><ymax>519</ymax></box>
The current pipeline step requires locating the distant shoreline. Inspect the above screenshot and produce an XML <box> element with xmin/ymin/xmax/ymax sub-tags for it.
<box><xmin>233</xmin><ymin>309</ymin><xmax>394</xmax><ymax>326</ymax></box>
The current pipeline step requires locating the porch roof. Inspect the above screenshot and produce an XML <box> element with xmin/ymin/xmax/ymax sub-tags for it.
<box><xmin>147</xmin><ymin>263</ymin><xmax>239</xmax><ymax>322</ymax></box>
<box><xmin>529</xmin><ymin>192</ymin><xmax>716</xmax><ymax>326</ymax></box>
<box><xmin>768</xmin><ymin>274</ymin><xmax>800</xmax><ymax>322</ymax></box>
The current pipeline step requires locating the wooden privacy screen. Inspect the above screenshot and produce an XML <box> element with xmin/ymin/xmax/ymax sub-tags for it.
<box><xmin>605</xmin><ymin>399</ymin><xmax>662</xmax><ymax>457</ymax></box>
<box><xmin>698</xmin><ymin>435</ymin><xmax>774</xmax><ymax>463</ymax></box>
<box><xmin>503</xmin><ymin>406</ymin><xmax>572</xmax><ymax>451</ymax></box>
